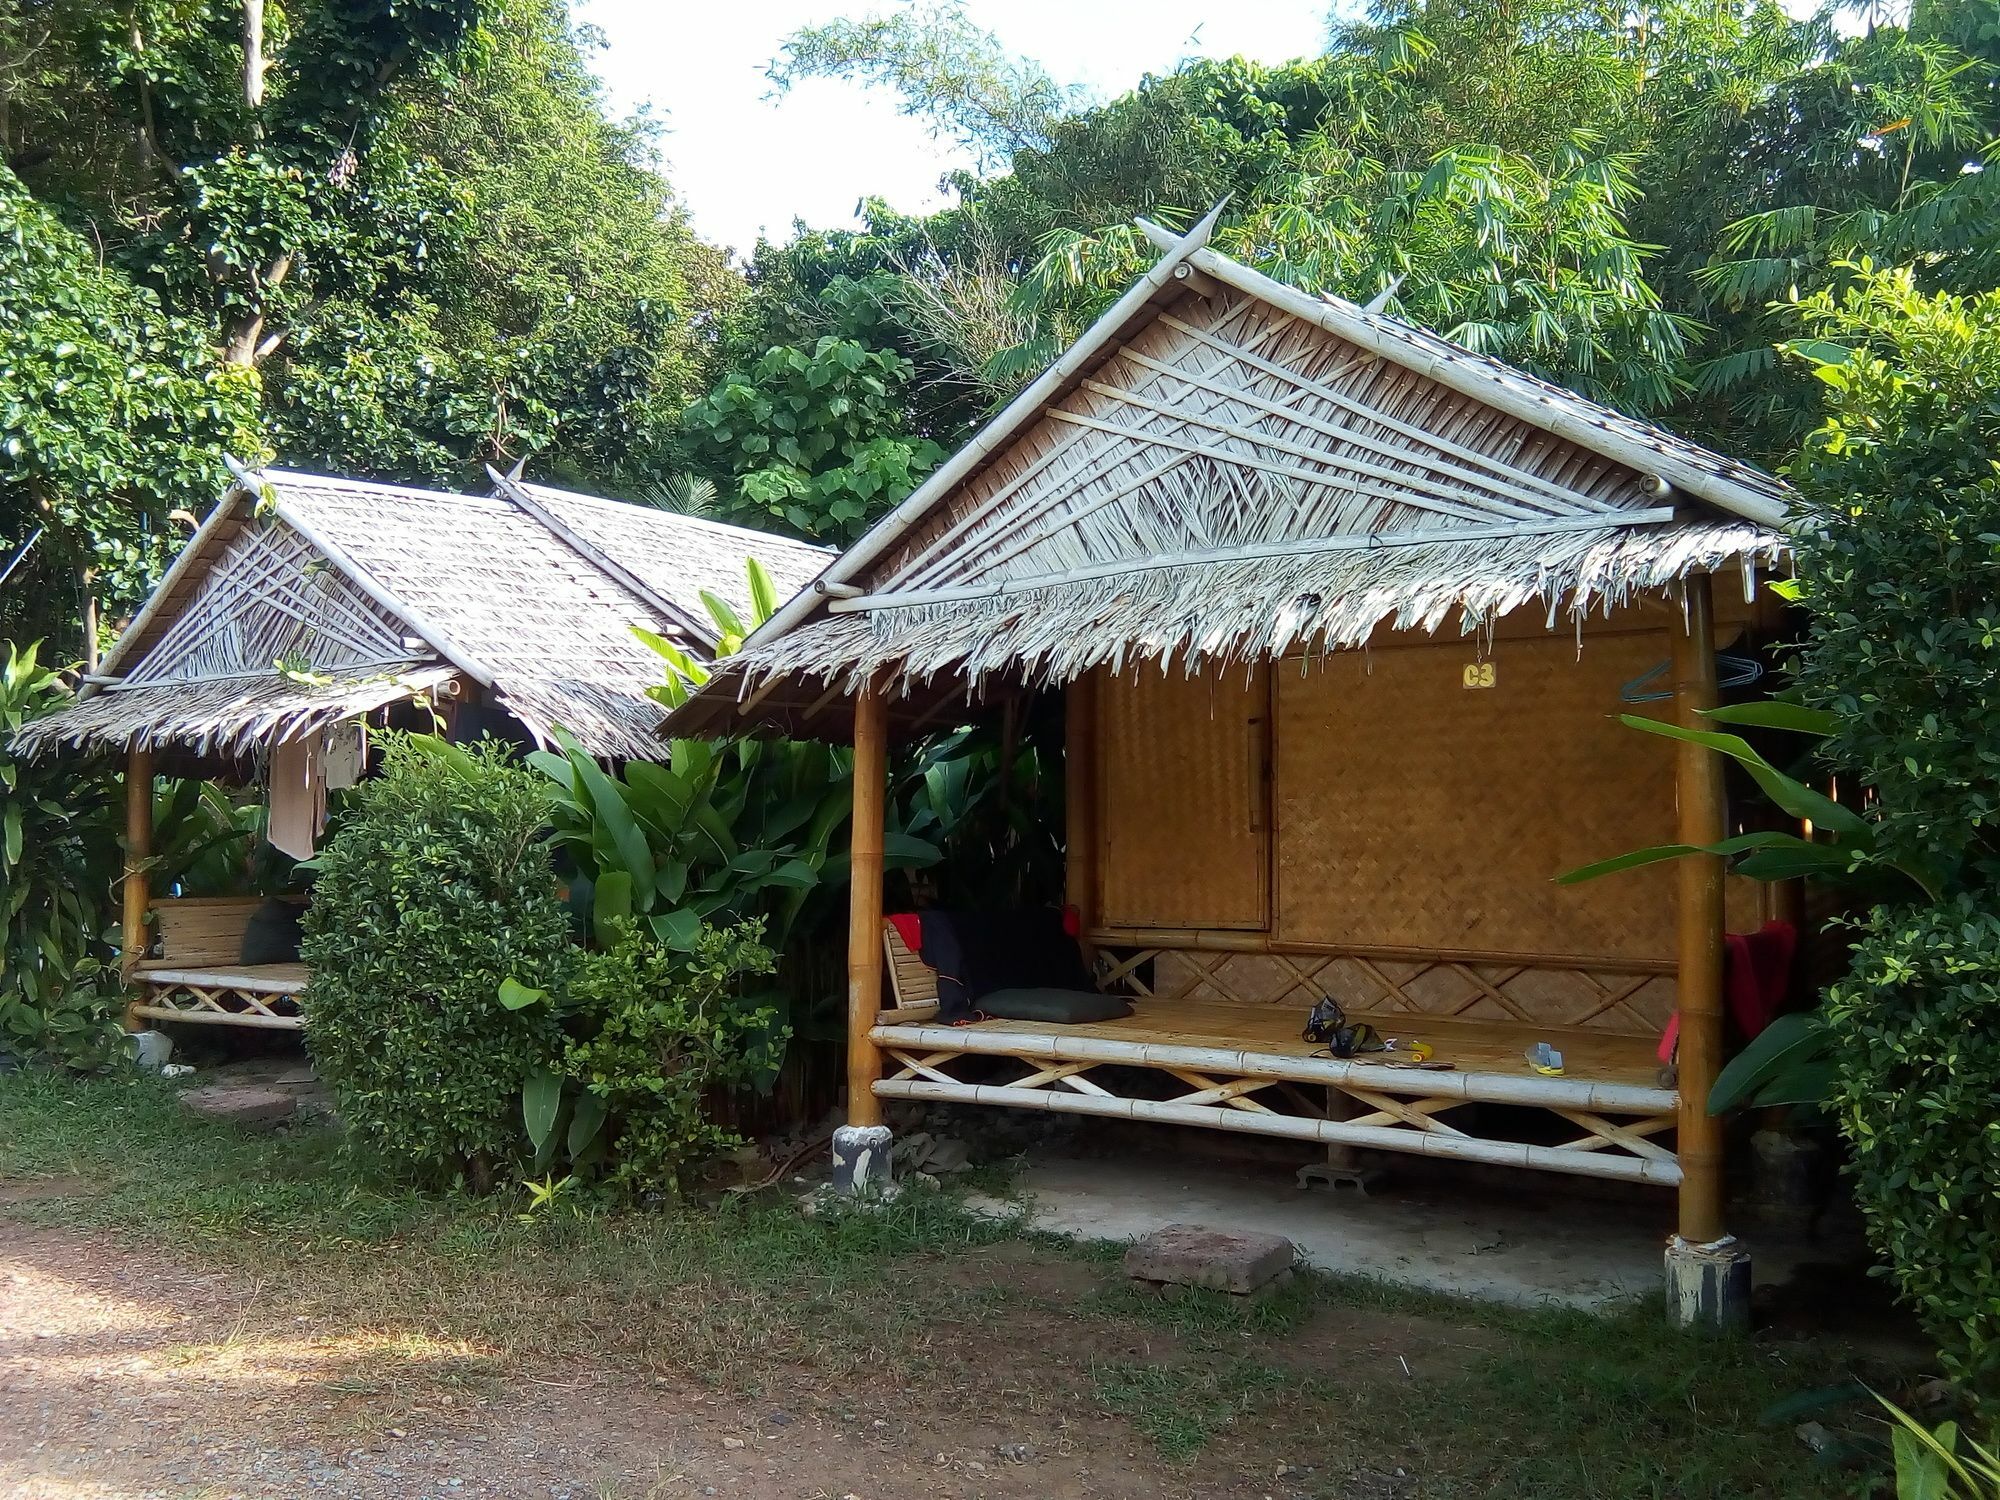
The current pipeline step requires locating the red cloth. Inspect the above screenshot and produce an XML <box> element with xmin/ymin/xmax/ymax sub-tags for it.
<box><xmin>1727</xmin><ymin>921</ymin><xmax>1797</xmax><ymax>1038</ymax></box>
<box><xmin>1657</xmin><ymin>920</ymin><xmax>1798</xmax><ymax>1064</ymax></box>
<box><xmin>887</xmin><ymin>912</ymin><xmax>923</xmax><ymax>955</ymax></box>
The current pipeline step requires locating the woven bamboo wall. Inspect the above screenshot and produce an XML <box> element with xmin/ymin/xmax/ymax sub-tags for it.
<box><xmin>1274</xmin><ymin>629</ymin><xmax>1685</xmax><ymax>962</ymax></box>
<box><xmin>1097</xmin><ymin>665</ymin><xmax>1268</xmax><ymax>929</ymax></box>
<box><xmin>1135</xmin><ymin>947</ymin><xmax>1677</xmax><ymax>1035</ymax></box>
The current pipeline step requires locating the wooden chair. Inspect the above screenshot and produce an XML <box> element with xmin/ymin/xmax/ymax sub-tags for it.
<box><xmin>880</xmin><ymin>920</ymin><xmax>941</xmax><ymax>1023</ymax></box>
<box><xmin>129</xmin><ymin>896</ymin><xmax>309</xmax><ymax>1031</ymax></box>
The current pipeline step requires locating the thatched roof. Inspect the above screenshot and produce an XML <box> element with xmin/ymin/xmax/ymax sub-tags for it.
<box><xmin>16</xmin><ymin>469</ymin><xmax>830</xmax><ymax>761</ymax></box>
<box><xmin>664</xmin><ymin>211</ymin><xmax>1792</xmax><ymax>740</ymax></box>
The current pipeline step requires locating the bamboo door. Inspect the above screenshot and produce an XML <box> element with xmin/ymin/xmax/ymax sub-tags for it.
<box><xmin>1095</xmin><ymin>664</ymin><xmax>1269</xmax><ymax>930</ymax></box>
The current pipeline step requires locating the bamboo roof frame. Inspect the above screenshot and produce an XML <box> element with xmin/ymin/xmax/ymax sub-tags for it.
<box><xmin>16</xmin><ymin>468</ymin><xmax>832</xmax><ymax>761</ymax></box>
<box><xmin>662</xmin><ymin>209</ymin><xmax>1793</xmax><ymax>740</ymax></box>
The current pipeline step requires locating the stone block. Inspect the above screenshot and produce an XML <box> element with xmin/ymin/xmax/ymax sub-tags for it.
<box><xmin>1124</xmin><ymin>1221</ymin><xmax>1296</xmax><ymax>1294</ymax></box>
<box><xmin>180</xmin><ymin>1085</ymin><xmax>297</xmax><ymax>1131</ymax></box>
<box><xmin>1665</xmin><ymin>1234</ymin><xmax>1752</xmax><ymax>1331</ymax></box>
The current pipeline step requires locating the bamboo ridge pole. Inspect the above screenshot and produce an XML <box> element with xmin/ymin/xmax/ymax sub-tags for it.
<box><xmin>1673</xmin><ymin>575</ymin><xmax>1728</xmax><ymax>1242</ymax></box>
<box><xmin>121</xmin><ymin>745</ymin><xmax>154</xmax><ymax>1030</ymax></box>
<box><xmin>845</xmin><ymin>684</ymin><xmax>888</xmax><ymax>1127</ymax></box>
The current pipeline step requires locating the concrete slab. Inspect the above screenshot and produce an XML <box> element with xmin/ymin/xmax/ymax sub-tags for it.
<box><xmin>969</xmin><ymin>1155</ymin><xmax>1686</xmax><ymax>1310</ymax></box>
<box><xmin>180</xmin><ymin>1084</ymin><xmax>297</xmax><ymax>1131</ymax></box>
<box><xmin>1125</xmin><ymin>1222</ymin><xmax>1295</xmax><ymax>1294</ymax></box>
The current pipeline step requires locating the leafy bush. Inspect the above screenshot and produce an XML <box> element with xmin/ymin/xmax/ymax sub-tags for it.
<box><xmin>679</xmin><ymin>336</ymin><xmax>944</xmax><ymax>544</ymax></box>
<box><xmin>0</xmin><ymin>643</ymin><xmax>124</xmax><ymax>1070</ymax></box>
<box><xmin>1826</xmin><ymin>900</ymin><xmax>2000</xmax><ymax>1398</ymax></box>
<box><xmin>556</xmin><ymin>918</ymin><xmax>783</xmax><ymax>1197</ymax></box>
<box><xmin>1788</xmin><ymin>268</ymin><xmax>2000</xmax><ymax>892</ymax></box>
<box><xmin>301</xmin><ymin>734</ymin><xmax>573</xmax><ymax>1188</ymax></box>
<box><xmin>1783</xmin><ymin>270</ymin><xmax>2000</xmax><ymax>1407</ymax></box>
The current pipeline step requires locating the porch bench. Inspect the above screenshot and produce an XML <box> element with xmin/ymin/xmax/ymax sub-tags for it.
<box><xmin>129</xmin><ymin>896</ymin><xmax>308</xmax><ymax>1031</ymax></box>
<box><xmin>873</xmin><ymin>920</ymin><xmax>1679</xmax><ymax>1188</ymax></box>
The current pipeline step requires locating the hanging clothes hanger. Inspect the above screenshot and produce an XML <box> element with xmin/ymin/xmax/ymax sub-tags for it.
<box><xmin>1619</xmin><ymin>652</ymin><xmax>1765</xmax><ymax>704</ymax></box>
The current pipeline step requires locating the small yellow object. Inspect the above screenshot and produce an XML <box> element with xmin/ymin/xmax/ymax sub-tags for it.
<box><xmin>1461</xmin><ymin>661</ymin><xmax>1497</xmax><ymax>689</ymax></box>
<box><xmin>1407</xmin><ymin>1041</ymin><xmax>1434</xmax><ymax>1062</ymax></box>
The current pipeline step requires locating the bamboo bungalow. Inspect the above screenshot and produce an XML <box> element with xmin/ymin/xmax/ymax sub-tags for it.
<box><xmin>14</xmin><ymin>466</ymin><xmax>828</xmax><ymax>1032</ymax></box>
<box><xmin>661</xmin><ymin>210</ymin><xmax>1794</xmax><ymax>1320</ymax></box>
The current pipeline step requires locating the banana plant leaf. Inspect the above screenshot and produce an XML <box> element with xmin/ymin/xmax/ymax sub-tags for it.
<box><xmin>1557</xmin><ymin>830</ymin><xmax>1806</xmax><ymax>885</ymax></box>
<box><xmin>649</xmin><ymin>909</ymin><xmax>703</xmax><ymax>950</ymax></box>
<box><xmin>1708</xmin><ymin>1011</ymin><xmax>1833</xmax><ymax>1113</ymax></box>
<box><xmin>554</xmin><ymin>729</ymin><xmax>657</xmax><ymax>908</ymax></box>
<box><xmin>523</xmin><ymin>1069</ymin><xmax>563</xmax><ymax>1152</ymax></box>
<box><xmin>1703</xmin><ymin>701</ymin><xmax>1836</xmax><ymax>737</ymax></box>
<box><xmin>1616</xmin><ymin>715</ymin><xmax>1869</xmax><ymax>839</ymax></box>
<box><xmin>592</xmin><ymin>870</ymin><xmax>634</xmax><ymax>946</ymax></box>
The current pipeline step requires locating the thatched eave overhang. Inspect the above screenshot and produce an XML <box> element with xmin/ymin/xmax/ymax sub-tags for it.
<box><xmin>10</xmin><ymin>665</ymin><xmax>457</xmax><ymax>760</ymax></box>
<box><xmin>660</xmin><ymin>516</ymin><xmax>1789</xmax><ymax>742</ymax></box>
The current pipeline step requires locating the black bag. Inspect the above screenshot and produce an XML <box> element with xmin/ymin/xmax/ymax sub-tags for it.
<box><xmin>239</xmin><ymin>898</ymin><xmax>305</xmax><ymax>965</ymax></box>
<box><xmin>916</xmin><ymin>909</ymin><xmax>1095</xmax><ymax>1023</ymax></box>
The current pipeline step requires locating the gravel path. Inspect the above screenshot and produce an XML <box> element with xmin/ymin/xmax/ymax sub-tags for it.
<box><xmin>0</xmin><ymin>1220</ymin><xmax>1248</xmax><ymax>1500</ymax></box>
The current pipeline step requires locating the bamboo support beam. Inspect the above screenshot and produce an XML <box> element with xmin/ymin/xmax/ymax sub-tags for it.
<box><xmin>1674</xmin><ymin>574</ymin><xmax>1729</xmax><ymax>1242</ymax></box>
<box><xmin>1065</xmin><ymin>674</ymin><xmax>1098</xmax><ymax>958</ymax></box>
<box><xmin>874</xmin><ymin>1078</ymin><xmax>1682</xmax><ymax>1186</ymax></box>
<box><xmin>1085</xmin><ymin>925</ymin><xmax>1677</xmax><ymax>976</ymax></box>
<box><xmin>129</xmin><ymin>1003</ymin><xmax>300</xmax><ymax>1031</ymax></box>
<box><xmin>120</xmin><ymin>746</ymin><xmax>154</xmax><ymax>1030</ymax></box>
<box><xmin>845</xmin><ymin>682</ymin><xmax>888</xmax><ymax>1127</ymax></box>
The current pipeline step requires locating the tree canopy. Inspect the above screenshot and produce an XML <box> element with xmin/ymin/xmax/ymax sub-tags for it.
<box><xmin>0</xmin><ymin>0</ymin><xmax>727</xmax><ymax>657</ymax></box>
<box><xmin>695</xmin><ymin>0</ymin><xmax>1998</xmax><ymax>544</ymax></box>
<box><xmin>7</xmin><ymin>0</ymin><xmax>2000</xmax><ymax>649</ymax></box>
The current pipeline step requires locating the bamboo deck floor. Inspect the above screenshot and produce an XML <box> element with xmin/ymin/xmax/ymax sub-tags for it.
<box><xmin>873</xmin><ymin>992</ymin><xmax>1682</xmax><ymax>1185</ymax></box>
<box><xmin>135</xmin><ymin>962</ymin><xmax>309</xmax><ymax>995</ymax></box>
<box><xmin>960</xmin><ymin>996</ymin><xmax>1665</xmax><ymax>1090</ymax></box>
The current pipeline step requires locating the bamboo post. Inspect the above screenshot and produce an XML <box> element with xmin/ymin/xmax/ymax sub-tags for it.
<box><xmin>121</xmin><ymin>745</ymin><xmax>155</xmax><ymax>1031</ymax></box>
<box><xmin>1672</xmin><ymin>576</ymin><xmax>1727</xmax><ymax>1243</ymax></box>
<box><xmin>845</xmin><ymin>683</ymin><xmax>888</xmax><ymax>1129</ymax></box>
<box><xmin>1064</xmin><ymin>673</ymin><xmax>1098</xmax><ymax>958</ymax></box>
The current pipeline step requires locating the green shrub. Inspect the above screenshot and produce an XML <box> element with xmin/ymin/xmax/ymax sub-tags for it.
<box><xmin>301</xmin><ymin>734</ymin><xmax>573</xmax><ymax>1188</ymax></box>
<box><xmin>1788</xmin><ymin>269</ymin><xmax>2000</xmax><ymax>892</ymax></box>
<box><xmin>0</xmin><ymin>642</ymin><xmax>125</xmax><ymax>1071</ymax></box>
<box><xmin>1782</xmin><ymin>270</ymin><xmax>2000</xmax><ymax>1407</ymax></box>
<box><xmin>557</xmin><ymin>918</ymin><xmax>783</xmax><ymax>1197</ymax></box>
<box><xmin>1826</xmin><ymin>898</ymin><xmax>2000</xmax><ymax>1400</ymax></box>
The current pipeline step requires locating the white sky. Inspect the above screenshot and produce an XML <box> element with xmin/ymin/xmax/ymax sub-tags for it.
<box><xmin>574</xmin><ymin>1</ymin><xmax>1335</xmax><ymax>255</ymax></box>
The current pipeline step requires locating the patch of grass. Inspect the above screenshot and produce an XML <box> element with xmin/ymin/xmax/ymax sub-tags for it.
<box><xmin>1094</xmin><ymin>1356</ymin><xmax>1292</xmax><ymax>1462</ymax></box>
<box><xmin>1069</xmin><ymin>1272</ymin><xmax>1898</xmax><ymax>1496</ymax></box>
<box><xmin>0</xmin><ymin>1069</ymin><xmax>1899</xmax><ymax>1497</ymax></box>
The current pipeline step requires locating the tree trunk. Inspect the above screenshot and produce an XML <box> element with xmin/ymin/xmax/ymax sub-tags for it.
<box><xmin>129</xmin><ymin>14</ymin><xmax>166</xmax><ymax>177</ymax></box>
<box><xmin>79</xmin><ymin>566</ymin><xmax>99</xmax><ymax>673</ymax></box>
<box><xmin>222</xmin><ymin>250</ymin><xmax>291</xmax><ymax>366</ymax></box>
<box><xmin>243</xmin><ymin>0</ymin><xmax>265</xmax><ymax>111</ymax></box>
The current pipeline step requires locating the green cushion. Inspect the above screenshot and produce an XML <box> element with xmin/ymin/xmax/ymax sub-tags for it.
<box><xmin>978</xmin><ymin>987</ymin><xmax>1132</xmax><ymax>1024</ymax></box>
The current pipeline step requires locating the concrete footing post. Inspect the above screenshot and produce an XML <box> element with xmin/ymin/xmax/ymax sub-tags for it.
<box><xmin>831</xmin><ymin>1124</ymin><xmax>894</xmax><ymax>1197</ymax></box>
<box><xmin>1665</xmin><ymin>1235</ymin><xmax>1752</xmax><ymax>1331</ymax></box>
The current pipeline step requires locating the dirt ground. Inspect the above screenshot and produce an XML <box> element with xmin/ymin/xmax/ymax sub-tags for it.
<box><xmin>0</xmin><ymin>1215</ymin><xmax>1447</xmax><ymax>1500</ymax></box>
